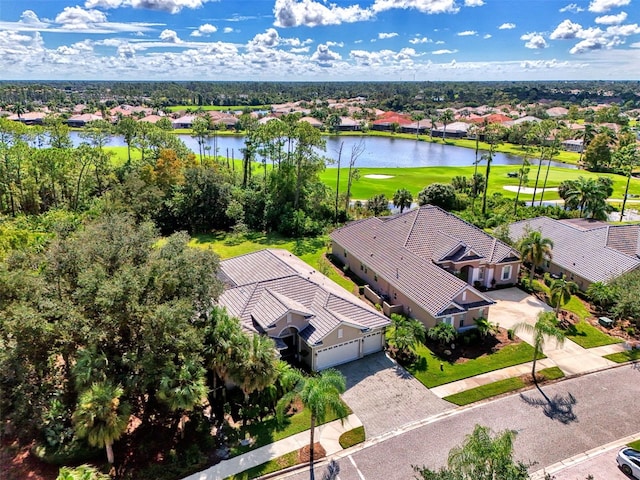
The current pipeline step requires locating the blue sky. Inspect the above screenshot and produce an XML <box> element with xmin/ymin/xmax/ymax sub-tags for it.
<box><xmin>0</xmin><ymin>0</ymin><xmax>639</xmax><ymax>81</ymax></box>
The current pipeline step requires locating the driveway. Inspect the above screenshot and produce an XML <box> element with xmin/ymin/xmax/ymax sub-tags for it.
<box><xmin>336</xmin><ymin>352</ymin><xmax>452</xmax><ymax>438</ymax></box>
<box><xmin>485</xmin><ymin>287</ymin><xmax>618</xmax><ymax>375</ymax></box>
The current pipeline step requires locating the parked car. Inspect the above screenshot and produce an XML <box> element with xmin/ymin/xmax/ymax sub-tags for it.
<box><xmin>617</xmin><ymin>447</ymin><xmax>640</xmax><ymax>478</ymax></box>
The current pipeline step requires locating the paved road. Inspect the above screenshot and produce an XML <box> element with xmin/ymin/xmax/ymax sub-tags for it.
<box><xmin>278</xmin><ymin>364</ymin><xmax>640</xmax><ymax>480</ymax></box>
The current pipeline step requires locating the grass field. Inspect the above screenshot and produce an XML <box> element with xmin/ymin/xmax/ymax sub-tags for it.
<box><xmin>319</xmin><ymin>165</ymin><xmax>640</xmax><ymax>202</ymax></box>
<box><xmin>604</xmin><ymin>350</ymin><xmax>640</xmax><ymax>363</ymax></box>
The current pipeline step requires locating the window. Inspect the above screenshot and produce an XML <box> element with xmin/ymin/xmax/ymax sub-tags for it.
<box><xmin>360</xmin><ymin>263</ymin><xmax>363</xmax><ymax>271</ymax></box>
<box><xmin>501</xmin><ymin>265</ymin><xmax>512</xmax><ymax>281</ymax></box>
<box><xmin>337</xmin><ymin>328</ymin><xmax>343</xmax><ymax>339</ymax></box>
<box><xmin>478</xmin><ymin>267</ymin><xmax>485</xmax><ymax>281</ymax></box>
<box><xmin>459</xmin><ymin>318</ymin><xmax>464</xmax><ymax>328</ymax></box>
<box><xmin>443</xmin><ymin>316</ymin><xmax>454</xmax><ymax>326</ymax></box>
<box><xmin>374</xmin><ymin>274</ymin><xmax>378</xmax><ymax>282</ymax></box>
<box><xmin>344</xmin><ymin>250</ymin><xmax>347</xmax><ymax>258</ymax></box>
<box><xmin>462</xmin><ymin>291</ymin><xmax>467</xmax><ymax>302</ymax></box>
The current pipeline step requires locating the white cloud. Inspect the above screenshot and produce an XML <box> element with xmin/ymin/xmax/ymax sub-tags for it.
<box><xmin>457</xmin><ymin>30</ymin><xmax>477</xmax><ymax>36</ymax></box>
<box><xmin>223</xmin><ymin>27</ymin><xmax>234</xmax><ymax>33</ymax></box>
<box><xmin>55</xmin><ymin>6</ymin><xmax>107</xmax><ymax>29</ymax></box>
<box><xmin>273</xmin><ymin>0</ymin><xmax>373</xmax><ymax>27</ymax></box>
<box><xmin>464</xmin><ymin>0</ymin><xmax>484</xmax><ymax>6</ymax></box>
<box><xmin>159</xmin><ymin>29</ymin><xmax>182</xmax><ymax>43</ymax></box>
<box><xmin>588</xmin><ymin>0</ymin><xmax>630</xmax><ymax>13</ymax></box>
<box><xmin>20</xmin><ymin>10</ymin><xmax>45</xmax><ymax>25</ymax></box>
<box><xmin>498</xmin><ymin>23</ymin><xmax>516</xmax><ymax>30</ymax></box>
<box><xmin>325</xmin><ymin>41</ymin><xmax>343</xmax><ymax>47</ymax></box>
<box><xmin>595</xmin><ymin>11</ymin><xmax>628</xmax><ymax>24</ymax></box>
<box><xmin>483</xmin><ymin>34</ymin><xmax>492</xmax><ymax>39</ymax></box>
<box><xmin>84</xmin><ymin>0</ymin><xmax>217</xmax><ymax>14</ymax></box>
<box><xmin>190</xmin><ymin>23</ymin><xmax>217</xmax><ymax>37</ymax></box>
<box><xmin>550</xmin><ymin>19</ymin><xmax>583</xmax><ymax>39</ymax></box>
<box><xmin>432</xmin><ymin>48</ymin><xmax>457</xmax><ymax>54</ymax></box>
<box><xmin>249</xmin><ymin>28</ymin><xmax>280</xmax><ymax>48</ymax></box>
<box><xmin>410</xmin><ymin>36</ymin><xmax>431</xmax><ymax>44</ymax></box>
<box><xmin>435</xmin><ymin>40</ymin><xmax>445</xmax><ymax>44</ymax></box>
<box><xmin>290</xmin><ymin>46</ymin><xmax>309</xmax><ymax>53</ymax></box>
<box><xmin>311</xmin><ymin>43</ymin><xmax>342</xmax><ymax>66</ymax></box>
<box><xmin>379</xmin><ymin>32</ymin><xmax>398</xmax><ymax>39</ymax></box>
<box><xmin>559</xmin><ymin>3</ymin><xmax>584</xmax><ymax>12</ymax></box>
<box><xmin>521</xmin><ymin>32</ymin><xmax>548</xmax><ymax>49</ymax></box>
<box><xmin>349</xmin><ymin>47</ymin><xmax>418</xmax><ymax>67</ymax></box>
<box><xmin>607</xmin><ymin>23</ymin><xmax>640</xmax><ymax>35</ymax></box>
<box><xmin>372</xmin><ymin>0</ymin><xmax>459</xmax><ymax>14</ymax></box>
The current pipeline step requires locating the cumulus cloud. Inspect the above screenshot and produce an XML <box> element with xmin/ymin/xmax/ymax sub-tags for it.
<box><xmin>464</xmin><ymin>0</ymin><xmax>484</xmax><ymax>6</ymax></box>
<box><xmin>559</xmin><ymin>3</ymin><xmax>584</xmax><ymax>12</ymax></box>
<box><xmin>159</xmin><ymin>29</ymin><xmax>182</xmax><ymax>43</ymax></box>
<box><xmin>84</xmin><ymin>0</ymin><xmax>216</xmax><ymax>14</ymax></box>
<box><xmin>588</xmin><ymin>0</ymin><xmax>630</xmax><ymax>13</ymax></box>
<box><xmin>521</xmin><ymin>32</ymin><xmax>548</xmax><ymax>49</ymax></box>
<box><xmin>457</xmin><ymin>30</ymin><xmax>477</xmax><ymax>36</ymax></box>
<box><xmin>325</xmin><ymin>40</ymin><xmax>343</xmax><ymax>47</ymax></box>
<box><xmin>273</xmin><ymin>0</ymin><xmax>372</xmax><ymax>27</ymax></box>
<box><xmin>595</xmin><ymin>11</ymin><xmax>627</xmax><ymax>24</ymax></box>
<box><xmin>310</xmin><ymin>43</ymin><xmax>342</xmax><ymax>67</ymax></box>
<box><xmin>498</xmin><ymin>22</ymin><xmax>515</xmax><ymax>29</ymax></box>
<box><xmin>20</xmin><ymin>10</ymin><xmax>45</xmax><ymax>24</ymax></box>
<box><xmin>223</xmin><ymin>27</ymin><xmax>234</xmax><ymax>33</ymax></box>
<box><xmin>483</xmin><ymin>34</ymin><xmax>492</xmax><ymax>39</ymax></box>
<box><xmin>248</xmin><ymin>28</ymin><xmax>283</xmax><ymax>48</ymax></box>
<box><xmin>410</xmin><ymin>36</ymin><xmax>431</xmax><ymax>44</ymax></box>
<box><xmin>379</xmin><ymin>32</ymin><xmax>398</xmax><ymax>39</ymax></box>
<box><xmin>190</xmin><ymin>23</ymin><xmax>217</xmax><ymax>37</ymax></box>
<box><xmin>55</xmin><ymin>6</ymin><xmax>107</xmax><ymax>29</ymax></box>
<box><xmin>432</xmin><ymin>48</ymin><xmax>457</xmax><ymax>54</ymax></box>
<box><xmin>349</xmin><ymin>47</ymin><xmax>417</xmax><ymax>67</ymax></box>
<box><xmin>372</xmin><ymin>0</ymin><xmax>459</xmax><ymax>14</ymax></box>
<box><xmin>550</xmin><ymin>19</ymin><xmax>583</xmax><ymax>39</ymax></box>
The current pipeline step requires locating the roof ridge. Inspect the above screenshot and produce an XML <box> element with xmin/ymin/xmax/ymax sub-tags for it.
<box><xmin>402</xmin><ymin>208</ymin><xmax>421</xmax><ymax>248</ymax></box>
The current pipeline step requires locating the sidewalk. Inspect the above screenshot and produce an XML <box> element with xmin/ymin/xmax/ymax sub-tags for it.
<box><xmin>182</xmin><ymin>414</ymin><xmax>362</xmax><ymax>480</ymax></box>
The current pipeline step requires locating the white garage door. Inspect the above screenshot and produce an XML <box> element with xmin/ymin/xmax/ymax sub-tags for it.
<box><xmin>363</xmin><ymin>330</ymin><xmax>383</xmax><ymax>355</ymax></box>
<box><xmin>316</xmin><ymin>339</ymin><xmax>360</xmax><ymax>370</ymax></box>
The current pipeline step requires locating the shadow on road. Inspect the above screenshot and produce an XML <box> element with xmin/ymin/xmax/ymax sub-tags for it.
<box><xmin>520</xmin><ymin>385</ymin><xmax>578</xmax><ymax>424</ymax></box>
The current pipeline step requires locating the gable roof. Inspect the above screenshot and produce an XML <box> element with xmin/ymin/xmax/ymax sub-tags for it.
<box><xmin>509</xmin><ymin>217</ymin><xmax>640</xmax><ymax>284</ymax></box>
<box><xmin>330</xmin><ymin>206</ymin><xmax>503</xmax><ymax>317</ymax></box>
<box><xmin>218</xmin><ymin>249</ymin><xmax>389</xmax><ymax>345</ymax></box>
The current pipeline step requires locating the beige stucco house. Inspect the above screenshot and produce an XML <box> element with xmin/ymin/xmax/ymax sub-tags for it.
<box><xmin>331</xmin><ymin>205</ymin><xmax>521</xmax><ymax>329</ymax></box>
<box><xmin>218</xmin><ymin>249</ymin><xmax>390</xmax><ymax>371</ymax></box>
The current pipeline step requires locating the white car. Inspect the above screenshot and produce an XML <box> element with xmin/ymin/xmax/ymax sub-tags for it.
<box><xmin>617</xmin><ymin>447</ymin><xmax>640</xmax><ymax>478</ymax></box>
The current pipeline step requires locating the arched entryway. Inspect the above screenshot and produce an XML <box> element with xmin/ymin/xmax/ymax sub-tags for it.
<box><xmin>460</xmin><ymin>265</ymin><xmax>473</xmax><ymax>284</ymax></box>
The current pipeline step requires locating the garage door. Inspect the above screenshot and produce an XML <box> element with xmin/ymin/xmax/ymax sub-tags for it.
<box><xmin>316</xmin><ymin>339</ymin><xmax>360</xmax><ymax>370</ymax></box>
<box><xmin>363</xmin><ymin>330</ymin><xmax>383</xmax><ymax>355</ymax></box>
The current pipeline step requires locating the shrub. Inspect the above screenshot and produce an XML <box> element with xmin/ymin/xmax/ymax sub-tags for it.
<box><xmin>507</xmin><ymin>329</ymin><xmax>515</xmax><ymax>340</ymax></box>
<box><xmin>427</xmin><ymin>322</ymin><xmax>457</xmax><ymax>346</ymax></box>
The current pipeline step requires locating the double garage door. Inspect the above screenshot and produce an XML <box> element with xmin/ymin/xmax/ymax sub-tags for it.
<box><xmin>315</xmin><ymin>331</ymin><xmax>384</xmax><ymax>370</ymax></box>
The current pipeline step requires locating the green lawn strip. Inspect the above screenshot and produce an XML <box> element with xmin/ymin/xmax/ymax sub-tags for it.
<box><xmin>443</xmin><ymin>367</ymin><xmax>565</xmax><ymax>406</ymax></box>
<box><xmin>230</xmin><ymin>404</ymin><xmax>351</xmax><ymax>457</ymax></box>
<box><xmin>604</xmin><ymin>350</ymin><xmax>640</xmax><ymax>363</ymax></box>
<box><xmin>628</xmin><ymin>440</ymin><xmax>640</xmax><ymax>450</ymax></box>
<box><xmin>406</xmin><ymin>342</ymin><xmax>541</xmax><ymax>388</ymax></box>
<box><xmin>339</xmin><ymin>426</ymin><xmax>365</xmax><ymax>449</ymax></box>
<box><xmin>224</xmin><ymin>450</ymin><xmax>299</xmax><ymax>480</ymax></box>
<box><xmin>189</xmin><ymin>232</ymin><xmax>356</xmax><ymax>293</ymax></box>
<box><xmin>318</xmin><ymin>165</ymin><xmax>638</xmax><ymax>203</ymax></box>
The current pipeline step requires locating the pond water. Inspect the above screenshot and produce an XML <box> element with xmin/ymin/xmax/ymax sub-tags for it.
<box><xmin>68</xmin><ymin>132</ymin><xmax>576</xmax><ymax>170</ymax></box>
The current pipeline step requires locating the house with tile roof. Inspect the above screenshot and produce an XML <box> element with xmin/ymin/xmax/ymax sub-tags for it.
<box><xmin>509</xmin><ymin>217</ymin><xmax>640</xmax><ymax>291</ymax></box>
<box><xmin>218</xmin><ymin>249</ymin><xmax>390</xmax><ymax>371</ymax></box>
<box><xmin>330</xmin><ymin>205</ymin><xmax>520</xmax><ymax>330</ymax></box>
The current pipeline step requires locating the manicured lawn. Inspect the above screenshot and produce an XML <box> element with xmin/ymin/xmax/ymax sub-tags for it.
<box><xmin>224</xmin><ymin>450</ymin><xmax>299</xmax><ymax>480</ymax></box>
<box><xmin>406</xmin><ymin>341</ymin><xmax>541</xmax><ymax>388</ymax></box>
<box><xmin>318</xmin><ymin>165</ymin><xmax>639</xmax><ymax>202</ymax></box>
<box><xmin>443</xmin><ymin>367</ymin><xmax>565</xmax><ymax>406</ymax></box>
<box><xmin>604</xmin><ymin>350</ymin><xmax>640</xmax><ymax>363</ymax></box>
<box><xmin>628</xmin><ymin>439</ymin><xmax>640</xmax><ymax>450</ymax></box>
<box><xmin>189</xmin><ymin>231</ymin><xmax>357</xmax><ymax>293</ymax></box>
<box><xmin>339</xmin><ymin>426</ymin><xmax>365</xmax><ymax>449</ymax></box>
<box><xmin>230</xmin><ymin>404</ymin><xmax>350</xmax><ymax>457</ymax></box>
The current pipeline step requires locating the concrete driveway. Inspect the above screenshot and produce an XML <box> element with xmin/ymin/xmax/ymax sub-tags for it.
<box><xmin>336</xmin><ymin>352</ymin><xmax>452</xmax><ymax>438</ymax></box>
<box><xmin>485</xmin><ymin>288</ymin><xmax>619</xmax><ymax>375</ymax></box>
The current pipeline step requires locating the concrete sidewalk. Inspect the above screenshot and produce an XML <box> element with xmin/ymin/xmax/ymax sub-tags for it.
<box><xmin>182</xmin><ymin>414</ymin><xmax>362</xmax><ymax>480</ymax></box>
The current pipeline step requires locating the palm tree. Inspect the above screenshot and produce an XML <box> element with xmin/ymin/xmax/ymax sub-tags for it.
<box><xmin>392</xmin><ymin>188</ymin><xmax>413</xmax><ymax>213</ymax></box>
<box><xmin>412</xmin><ymin>112</ymin><xmax>425</xmax><ymax>140</ymax></box>
<box><xmin>577</xmin><ymin>123</ymin><xmax>596</xmax><ymax>165</ymax></box>
<box><xmin>550</xmin><ymin>278</ymin><xmax>578</xmax><ymax>316</ymax></box>
<box><xmin>564</xmin><ymin>176</ymin><xmax>604</xmax><ymax>218</ymax></box>
<box><xmin>613</xmin><ymin>144</ymin><xmax>639</xmax><ymax>222</ymax></box>
<box><xmin>427</xmin><ymin>322</ymin><xmax>457</xmax><ymax>347</ymax></box>
<box><xmin>439</xmin><ymin>109</ymin><xmax>455</xmax><ymax>141</ymax></box>
<box><xmin>517</xmin><ymin>229</ymin><xmax>553</xmax><ymax>287</ymax></box>
<box><xmin>277</xmin><ymin>369</ymin><xmax>348</xmax><ymax>480</ymax></box>
<box><xmin>515</xmin><ymin>311</ymin><xmax>565</xmax><ymax>380</ymax></box>
<box><xmin>474</xmin><ymin>316</ymin><xmax>499</xmax><ymax>338</ymax></box>
<box><xmin>480</xmin><ymin>123</ymin><xmax>505</xmax><ymax>216</ymax></box>
<box><xmin>72</xmin><ymin>382</ymin><xmax>130</xmax><ymax>465</ymax></box>
<box><xmin>366</xmin><ymin>193</ymin><xmax>388</xmax><ymax>216</ymax></box>
<box><xmin>514</xmin><ymin>157</ymin><xmax>530</xmax><ymax>215</ymax></box>
<box><xmin>389</xmin><ymin>314</ymin><xmax>426</xmax><ymax>357</ymax></box>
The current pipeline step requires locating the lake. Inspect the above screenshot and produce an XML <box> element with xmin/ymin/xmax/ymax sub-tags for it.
<box><xmin>68</xmin><ymin>132</ymin><xmax>576</xmax><ymax>169</ymax></box>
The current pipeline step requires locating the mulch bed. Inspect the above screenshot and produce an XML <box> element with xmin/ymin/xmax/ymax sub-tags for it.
<box><xmin>298</xmin><ymin>443</ymin><xmax>326</xmax><ymax>463</ymax></box>
<box><xmin>428</xmin><ymin>327</ymin><xmax>521</xmax><ymax>364</ymax></box>
<box><xmin>0</xmin><ymin>439</ymin><xmax>58</xmax><ymax>480</ymax></box>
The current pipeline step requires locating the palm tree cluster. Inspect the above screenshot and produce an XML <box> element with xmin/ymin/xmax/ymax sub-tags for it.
<box><xmin>557</xmin><ymin>176</ymin><xmax>613</xmax><ymax>220</ymax></box>
<box><xmin>517</xmin><ymin>228</ymin><xmax>554</xmax><ymax>287</ymax></box>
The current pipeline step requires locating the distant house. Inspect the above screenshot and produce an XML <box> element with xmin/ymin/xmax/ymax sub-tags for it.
<box><xmin>337</xmin><ymin>116</ymin><xmax>360</xmax><ymax>131</ymax></box>
<box><xmin>429</xmin><ymin>121</ymin><xmax>470</xmax><ymax>138</ymax></box>
<box><xmin>218</xmin><ymin>249</ymin><xmax>390</xmax><ymax>371</ymax></box>
<box><xmin>138</xmin><ymin>114</ymin><xmax>164</xmax><ymax>124</ymax></box>
<box><xmin>331</xmin><ymin>205</ymin><xmax>520</xmax><ymax>330</ymax></box>
<box><xmin>470</xmin><ymin>113</ymin><xmax>512</xmax><ymax>125</ymax></box>
<box><xmin>172</xmin><ymin>115</ymin><xmax>197</xmax><ymax>129</ymax></box>
<box><xmin>371</xmin><ymin>112</ymin><xmax>412</xmax><ymax>131</ymax></box>
<box><xmin>67</xmin><ymin>113</ymin><xmax>103</xmax><ymax>127</ymax></box>
<box><xmin>299</xmin><ymin>116</ymin><xmax>323</xmax><ymax>129</ymax></box>
<box><xmin>207</xmin><ymin>111</ymin><xmax>239</xmax><ymax>129</ymax></box>
<box><xmin>509</xmin><ymin>217</ymin><xmax>640</xmax><ymax>290</ymax></box>
<box><xmin>546</xmin><ymin>107</ymin><xmax>569</xmax><ymax>118</ymax></box>
<box><xmin>561</xmin><ymin>139</ymin><xmax>584</xmax><ymax>153</ymax></box>
<box><xmin>8</xmin><ymin>111</ymin><xmax>46</xmax><ymax>125</ymax></box>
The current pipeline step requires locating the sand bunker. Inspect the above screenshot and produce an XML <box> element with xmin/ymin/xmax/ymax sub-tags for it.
<box><xmin>364</xmin><ymin>174</ymin><xmax>395</xmax><ymax>179</ymax></box>
<box><xmin>503</xmin><ymin>185</ymin><xmax>558</xmax><ymax>194</ymax></box>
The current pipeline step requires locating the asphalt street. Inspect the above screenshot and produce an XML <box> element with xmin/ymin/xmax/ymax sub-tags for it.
<box><xmin>278</xmin><ymin>364</ymin><xmax>640</xmax><ymax>480</ymax></box>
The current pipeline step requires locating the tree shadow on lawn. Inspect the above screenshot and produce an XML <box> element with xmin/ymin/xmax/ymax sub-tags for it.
<box><xmin>519</xmin><ymin>385</ymin><xmax>578</xmax><ymax>425</ymax></box>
